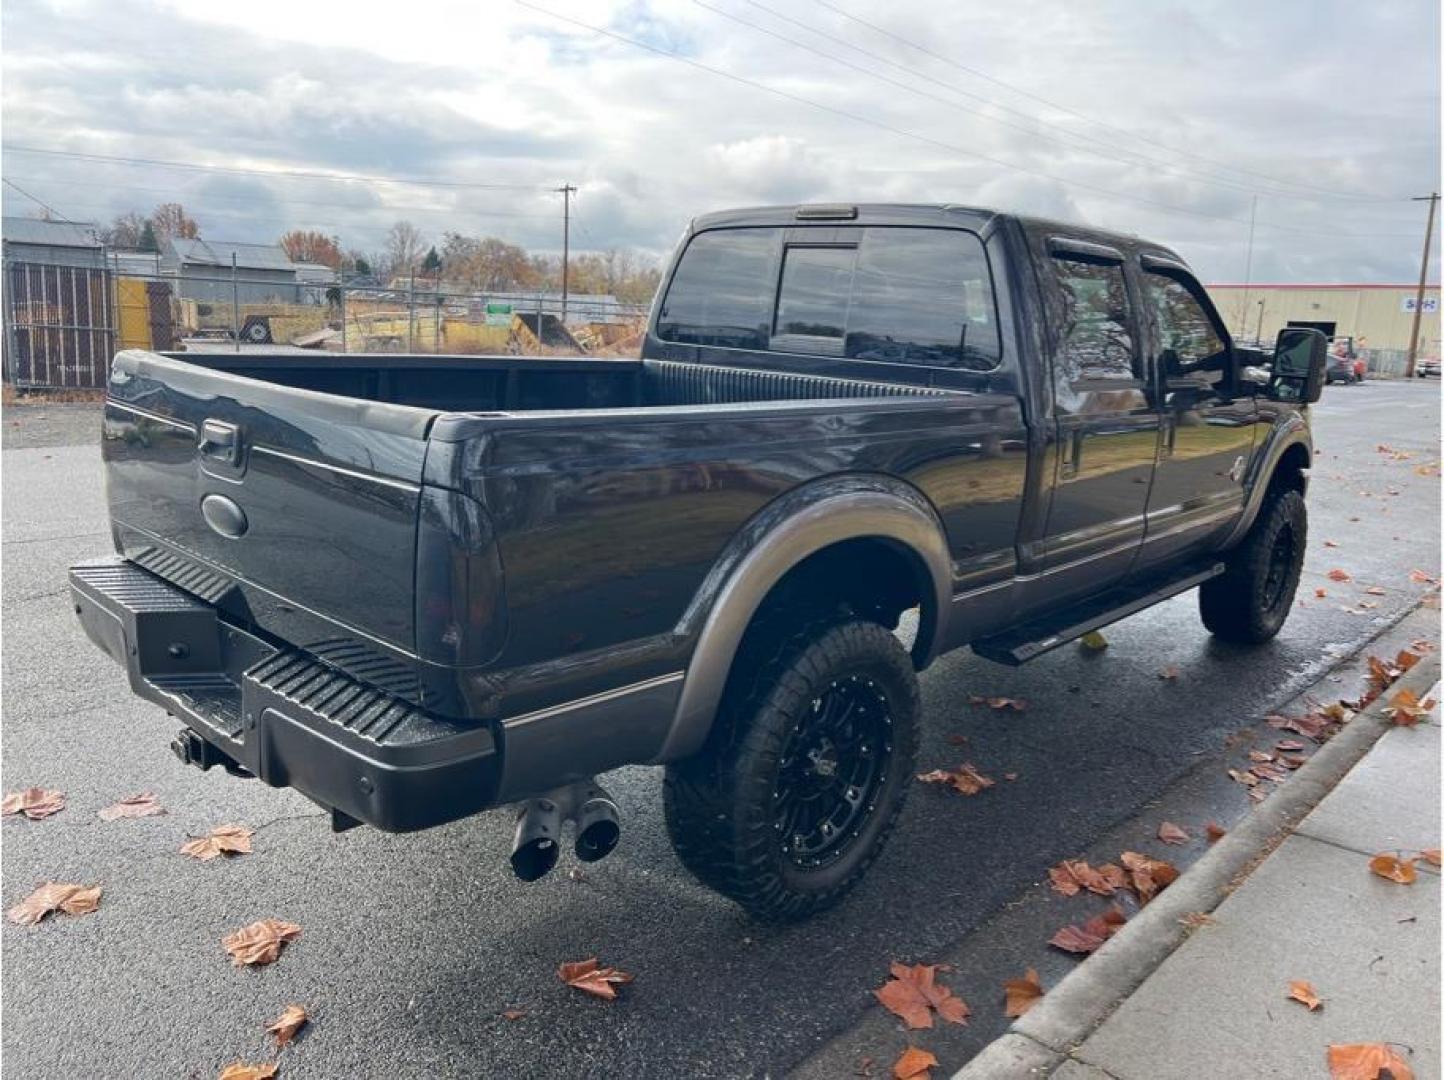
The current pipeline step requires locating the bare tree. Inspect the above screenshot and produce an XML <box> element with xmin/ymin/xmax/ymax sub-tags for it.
<box><xmin>151</xmin><ymin>202</ymin><xmax>199</xmax><ymax>240</ymax></box>
<box><xmin>385</xmin><ymin>221</ymin><xmax>425</xmax><ymax>279</ymax></box>
<box><xmin>104</xmin><ymin>211</ymin><xmax>149</xmax><ymax>248</ymax></box>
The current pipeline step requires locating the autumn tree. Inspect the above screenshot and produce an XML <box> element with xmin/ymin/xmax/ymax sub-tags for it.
<box><xmin>150</xmin><ymin>202</ymin><xmax>199</xmax><ymax>240</ymax></box>
<box><xmin>278</xmin><ymin>230</ymin><xmax>343</xmax><ymax>268</ymax></box>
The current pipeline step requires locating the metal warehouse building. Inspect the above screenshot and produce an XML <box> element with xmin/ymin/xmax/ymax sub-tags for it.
<box><xmin>1207</xmin><ymin>283</ymin><xmax>1441</xmax><ymax>371</ymax></box>
<box><xmin>161</xmin><ymin>237</ymin><xmax>300</xmax><ymax>303</ymax></box>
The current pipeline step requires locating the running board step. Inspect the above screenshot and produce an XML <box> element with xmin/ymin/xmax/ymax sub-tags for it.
<box><xmin>972</xmin><ymin>561</ymin><xmax>1225</xmax><ymax>666</ymax></box>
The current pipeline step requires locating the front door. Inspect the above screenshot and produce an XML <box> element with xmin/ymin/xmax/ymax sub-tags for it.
<box><xmin>1026</xmin><ymin>238</ymin><xmax>1161</xmax><ymax>608</ymax></box>
<box><xmin>1137</xmin><ymin>260</ymin><xmax>1259</xmax><ymax>568</ymax></box>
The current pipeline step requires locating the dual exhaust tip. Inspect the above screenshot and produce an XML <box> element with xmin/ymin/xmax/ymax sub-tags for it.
<box><xmin>510</xmin><ymin>780</ymin><xmax>621</xmax><ymax>882</ymax></box>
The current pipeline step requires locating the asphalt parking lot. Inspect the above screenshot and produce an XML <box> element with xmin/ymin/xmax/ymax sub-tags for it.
<box><xmin>2</xmin><ymin>377</ymin><xmax>1439</xmax><ymax>1078</ymax></box>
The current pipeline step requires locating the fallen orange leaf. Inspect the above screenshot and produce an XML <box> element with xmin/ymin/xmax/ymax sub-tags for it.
<box><xmin>1386</xmin><ymin>688</ymin><xmax>1428</xmax><ymax>726</ymax></box>
<box><xmin>1327</xmin><ymin>569</ymin><xmax>1352</xmax><ymax>582</ymax></box>
<box><xmin>1003</xmin><ymin>968</ymin><xmax>1045</xmax><ymax>1018</ymax></box>
<box><xmin>1158</xmin><ymin>665</ymin><xmax>1180</xmax><ymax>681</ymax></box>
<box><xmin>1048</xmin><ymin>859</ymin><xmax>1124</xmax><ymax>897</ymax></box>
<box><xmin>1368</xmin><ymin>853</ymin><xmax>1417</xmax><ymax>885</ymax></box>
<box><xmin>1157</xmin><ymin>822</ymin><xmax>1189</xmax><ymax>845</ymax></box>
<box><xmin>1365</xmin><ymin>586</ymin><xmax>1387</xmax><ymax>596</ymax></box>
<box><xmin>917</xmin><ymin>763</ymin><xmax>995</xmax><ymax>796</ymax></box>
<box><xmin>874</xmin><ymin>962</ymin><xmax>970</xmax><ymax>1028</ymax></box>
<box><xmin>892</xmin><ymin>1046</ymin><xmax>939</xmax><ymax>1080</ymax></box>
<box><xmin>266</xmin><ymin>1004</ymin><xmax>308</xmax><ymax>1048</ymax></box>
<box><xmin>6</xmin><ymin>882</ymin><xmax>101</xmax><ymax>925</ymax></box>
<box><xmin>181</xmin><ymin>825</ymin><xmax>255</xmax><ymax>861</ymax></box>
<box><xmin>1422</xmin><ymin>849</ymin><xmax>1441</xmax><ymax>867</ymax></box>
<box><xmin>223</xmin><ymin>918</ymin><xmax>301</xmax><ymax>966</ymax></box>
<box><xmin>1287</xmin><ymin>980</ymin><xmax>1323</xmax><ymax>1011</ymax></box>
<box><xmin>1327</xmin><ymin>1042</ymin><xmax>1414</xmax><ymax>1080</ymax></box>
<box><xmin>559</xmin><ymin>958</ymin><xmax>634</xmax><ymax>1000</ymax></box>
<box><xmin>1</xmin><ymin>787</ymin><xmax>66</xmax><ymax>820</ymax></box>
<box><xmin>1205</xmin><ymin>822</ymin><xmax>1226</xmax><ymax>843</ymax></box>
<box><xmin>1315</xmin><ymin>587</ymin><xmax>1328</xmax><ymax>598</ymax></box>
<box><xmin>218</xmin><ymin>1065</ymin><xmax>277</xmax><ymax>1080</ymax></box>
<box><xmin>1048</xmin><ymin>906</ymin><xmax>1126</xmax><ymax>955</ymax></box>
<box><xmin>98</xmin><ymin>792</ymin><xmax>166</xmax><ymax>821</ymax></box>
<box><xmin>502</xmin><ymin>1008</ymin><xmax>526</xmax><ymax>1021</ymax></box>
<box><xmin>1120</xmin><ymin>851</ymin><xmax>1180</xmax><ymax>904</ymax></box>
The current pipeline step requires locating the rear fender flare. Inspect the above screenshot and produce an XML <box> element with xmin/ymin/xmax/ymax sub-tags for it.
<box><xmin>652</xmin><ymin>475</ymin><xmax>951</xmax><ymax>763</ymax></box>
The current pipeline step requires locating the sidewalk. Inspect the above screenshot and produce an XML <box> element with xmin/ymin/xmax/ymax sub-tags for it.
<box><xmin>959</xmin><ymin>658</ymin><xmax>1441</xmax><ymax>1079</ymax></box>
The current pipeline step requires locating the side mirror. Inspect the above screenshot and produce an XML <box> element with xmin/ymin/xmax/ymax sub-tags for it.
<box><xmin>1271</xmin><ymin>327</ymin><xmax>1328</xmax><ymax>404</ymax></box>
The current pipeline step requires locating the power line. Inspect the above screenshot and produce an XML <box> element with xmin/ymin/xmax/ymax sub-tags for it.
<box><xmin>2</xmin><ymin>144</ymin><xmax>560</xmax><ymax>193</ymax></box>
<box><xmin>516</xmin><ymin>1</ymin><xmax>1415</xmax><ymax>235</ymax></box>
<box><xmin>2</xmin><ymin>177</ymin><xmax>88</xmax><ymax>228</ymax></box>
<box><xmin>810</xmin><ymin>0</ymin><xmax>1404</xmax><ymax>204</ymax></box>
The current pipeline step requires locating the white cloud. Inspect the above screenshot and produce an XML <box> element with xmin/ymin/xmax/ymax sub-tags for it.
<box><xmin>1</xmin><ymin>0</ymin><xmax>1438</xmax><ymax>281</ymax></box>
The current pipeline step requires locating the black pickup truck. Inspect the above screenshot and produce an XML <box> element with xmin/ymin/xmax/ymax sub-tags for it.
<box><xmin>71</xmin><ymin>204</ymin><xmax>1328</xmax><ymax>920</ymax></box>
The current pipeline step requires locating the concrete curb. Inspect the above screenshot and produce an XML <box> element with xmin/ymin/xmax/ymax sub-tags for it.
<box><xmin>954</xmin><ymin>649</ymin><xmax>1442</xmax><ymax>1079</ymax></box>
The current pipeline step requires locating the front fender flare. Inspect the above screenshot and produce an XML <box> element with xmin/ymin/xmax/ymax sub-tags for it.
<box><xmin>652</xmin><ymin>475</ymin><xmax>951</xmax><ymax>763</ymax></box>
<box><xmin>1221</xmin><ymin>419</ymin><xmax>1312</xmax><ymax>548</ymax></box>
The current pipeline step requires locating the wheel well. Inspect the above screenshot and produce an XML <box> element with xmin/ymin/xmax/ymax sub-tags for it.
<box><xmin>735</xmin><ymin>537</ymin><xmax>933</xmax><ymax>668</ymax></box>
<box><xmin>1268</xmin><ymin>442</ymin><xmax>1311</xmax><ymax>498</ymax></box>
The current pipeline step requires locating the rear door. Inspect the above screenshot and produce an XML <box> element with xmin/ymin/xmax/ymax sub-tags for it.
<box><xmin>1029</xmin><ymin>238</ymin><xmax>1161</xmax><ymax>601</ymax></box>
<box><xmin>103</xmin><ymin>351</ymin><xmax>437</xmax><ymax>694</ymax></box>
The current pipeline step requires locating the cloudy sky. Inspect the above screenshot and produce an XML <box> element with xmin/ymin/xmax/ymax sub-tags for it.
<box><xmin>2</xmin><ymin>0</ymin><xmax>1439</xmax><ymax>283</ymax></box>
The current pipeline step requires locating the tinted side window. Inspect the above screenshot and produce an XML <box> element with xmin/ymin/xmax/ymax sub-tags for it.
<box><xmin>1145</xmin><ymin>272</ymin><xmax>1227</xmax><ymax>379</ymax></box>
<box><xmin>772</xmin><ymin>246</ymin><xmax>856</xmax><ymax>356</ymax></box>
<box><xmin>657</xmin><ymin>228</ymin><xmax>779</xmax><ymax>349</ymax></box>
<box><xmin>847</xmin><ymin>229</ymin><xmax>1001</xmax><ymax>370</ymax></box>
<box><xmin>1051</xmin><ymin>257</ymin><xmax>1137</xmax><ymax>381</ymax></box>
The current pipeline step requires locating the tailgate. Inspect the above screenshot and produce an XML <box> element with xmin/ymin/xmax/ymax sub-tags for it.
<box><xmin>103</xmin><ymin>350</ymin><xmax>438</xmax><ymax>694</ymax></box>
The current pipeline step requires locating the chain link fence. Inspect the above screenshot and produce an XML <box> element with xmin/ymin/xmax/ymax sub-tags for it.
<box><xmin>2</xmin><ymin>257</ymin><xmax>652</xmax><ymax>388</ymax></box>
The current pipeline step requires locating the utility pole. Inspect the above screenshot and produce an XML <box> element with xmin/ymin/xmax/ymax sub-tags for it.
<box><xmin>557</xmin><ymin>183</ymin><xmax>576</xmax><ymax>327</ymax></box>
<box><xmin>1405</xmin><ymin>192</ymin><xmax>1439</xmax><ymax>378</ymax></box>
<box><xmin>1239</xmin><ymin>195</ymin><xmax>1257</xmax><ymax>338</ymax></box>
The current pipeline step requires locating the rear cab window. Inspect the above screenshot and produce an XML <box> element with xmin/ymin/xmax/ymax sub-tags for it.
<box><xmin>658</xmin><ymin>225</ymin><xmax>1002</xmax><ymax>371</ymax></box>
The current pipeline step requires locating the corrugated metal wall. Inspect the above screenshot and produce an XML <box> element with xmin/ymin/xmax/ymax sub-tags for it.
<box><xmin>2</xmin><ymin>260</ymin><xmax>115</xmax><ymax>387</ymax></box>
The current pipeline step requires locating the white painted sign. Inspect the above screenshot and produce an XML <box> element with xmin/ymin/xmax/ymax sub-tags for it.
<box><xmin>1401</xmin><ymin>296</ymin><xmax>1439</xmax><ymax>313</ymax></box>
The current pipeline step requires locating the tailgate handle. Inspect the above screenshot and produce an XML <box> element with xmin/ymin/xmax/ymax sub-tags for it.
<box><xmin>198</xmin><ymin>420</ymin><xmax>240</xmax><ymax>464</ymax></box>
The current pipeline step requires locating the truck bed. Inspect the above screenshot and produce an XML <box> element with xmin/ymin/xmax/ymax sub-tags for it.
<box><xmin>160</xmin><ymin>351</ymin><xmax>948</xmax><ymax>412</ymax></box>
<box><xmin>101</xmin><ymin>350</ymin><xmax>986</xmax><ymax>726</ymax></box>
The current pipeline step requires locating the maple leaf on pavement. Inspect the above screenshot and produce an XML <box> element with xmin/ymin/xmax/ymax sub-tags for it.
<box><xmin>873</xmin><ymin>962</ymin><xmax>970</xmax><ymax>1029</ymax></box>
<box><xmin>1157</xmin><ymin>822</ymin><xmax>1189</xmax><ymax>845</ymax></box>
<box><xmin>917</xmin><ymin>763</ymin><xmax>995</xmax><ymax>796</ymax></box>
<box><xmin>1287</xmin><ymin>980</ymin><xmax>1323</xmax><ymax>1011</ymax></box>
<box><xmin>1003</xmin><ymin>968</ymin><xmax>1045</xmax><ymax>1018</ymax></box>
<box><xmin>223</xmin><ymin>919</ymin><xmax>301</xmax><ymax>966</ymax></box>
<box><xmin>1047</xmin><ymin>859</ymin><xmax>1124</xmax><ymax>897</ymax></box>
<box><xmin>1120</xmin><ymin>852</ymin><xmax>1180</xmax><ymax>905</ymax></box>
<box><xmin>218</xmin><ymin>1065</ymin><xmax>278</xmax><ymax>1080</ymax></box>
<box><xmin>1048</xmin><ymin>906</ymin><xmax>1126</xmax><ymax>954</ymax></box>
<box><xmin>1327</xmin><ymin>1043</ymin><xmax>1414</xmax><ymax>1080</ymax></box>
<box><xmin>1386</xmin><ymin>688</ymin><xmax>1428</xmax><ymax>726</ymax></box>
<box><xmin>1368</xmin><ymin>854</ymin><xmax>1418</xmax><ymax>885</ymax></box>
<box><xmin>1</xmin><ymin>787</ymin><xmax>65</xmax><ymax>820</ymax></box>
<box><xmin>98</xmin><ymin>792</ymin><xmax>166</xmax><ymax>821</ymax></box>
<box><xmin>266</xmin><ymin>1004</ymin><xmax>308</xmax><ymax>1048</ymax></box>
<box><xmin>181</xmin><ymin>825</ymin><xmax>255</xmax><ymax>861</ymax></box>
<box><xmin>892</xmin><ymin>1046</ymin><xmax>939</xmax><ymax>1080</ymax></box>
<box><xmin>559</xmin><ymin>958</ymin><xmax>634</xmax><ymax>1000</ymax></box>
<box><xmin>7</xmin><ymin>883</ymin><xmax>101</xmax><ymax>925</ymax></box>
